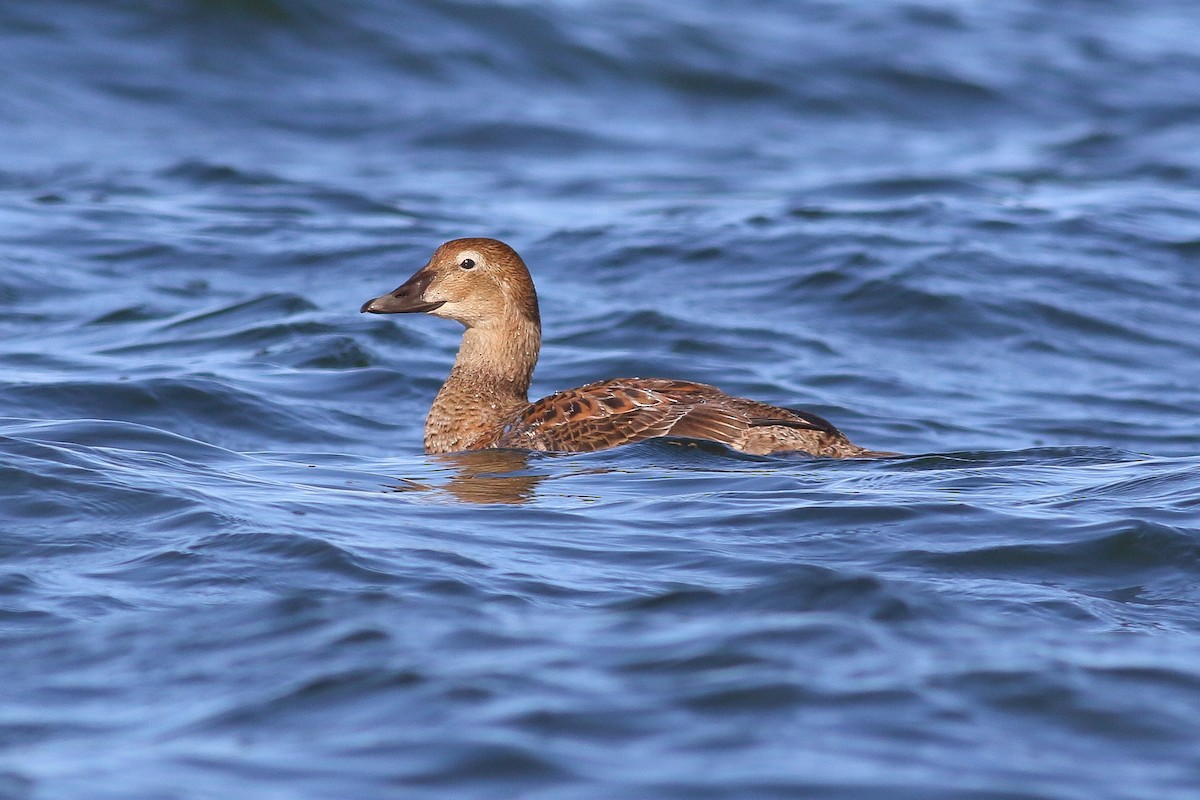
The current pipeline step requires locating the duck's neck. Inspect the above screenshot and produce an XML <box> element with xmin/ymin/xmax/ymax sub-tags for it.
<box><xmin>424</xmin><ymin>313</ymin><xmax>541</xmax><ymax>453</ymax></box>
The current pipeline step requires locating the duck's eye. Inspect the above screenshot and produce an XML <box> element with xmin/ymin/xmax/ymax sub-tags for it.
<box><xmin>460</xmin><ymin>258</ymin><xmax>476</xmax><ymax>270</ymax></box>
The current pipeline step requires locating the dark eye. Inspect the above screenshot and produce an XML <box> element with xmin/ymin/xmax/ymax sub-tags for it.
<box><xmin>460</xmin><ymin>258</ymin><xmax>476</xmax><ymax>270</ymax></box>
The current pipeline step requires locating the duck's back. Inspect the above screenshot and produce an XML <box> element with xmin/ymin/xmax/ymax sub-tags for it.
<box><xmin>489</xmin><ymin>378</ymin><xmax>871</xmax><ymax>456</ymax></box>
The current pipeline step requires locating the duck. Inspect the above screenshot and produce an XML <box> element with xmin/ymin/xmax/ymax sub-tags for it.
<box><xmin>360</xmin><ymin>238</ymin><xmax>888</xmax><ymax>457</ymax></box>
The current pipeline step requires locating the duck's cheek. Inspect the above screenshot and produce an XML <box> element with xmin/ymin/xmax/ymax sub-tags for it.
<box><xmin>430</xmin><ymin>298</ymin><xmax>493</xmax><ymax>326</ymax></box>
<box><xmin>426</xmin><ymin>299</ymin><xmax>469</xmax><ymax>322</ymax></box>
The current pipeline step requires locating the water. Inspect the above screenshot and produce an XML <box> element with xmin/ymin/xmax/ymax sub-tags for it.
<box><xmin>3</xmin><ymin>1</ymin><xmax>1200</xmax><ymax>797</ymax></box>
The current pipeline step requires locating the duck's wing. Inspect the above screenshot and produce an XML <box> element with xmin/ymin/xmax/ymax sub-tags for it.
<box><xmin>495</xmin><ymin>376</ymin><xmax>869</xmax><ymax>455</ymax></box>
<box><xmin>495</xmin><ymin>379</ymin><xmax>693</xmax><ymax>452</ymax></box>
<box><xmin>669</xmin><ymin>393</ymin><xmax>849</xmax><ymax>442</ymax></box>
<box><xmin>496</xmin><ymin>378</ymin><xmax>839</xmax><ymax>453</ymax></box>
<box><xmin>747</xmin><ymin>405</ymin><xmax>844</xmax><ymax>436</ymax></box>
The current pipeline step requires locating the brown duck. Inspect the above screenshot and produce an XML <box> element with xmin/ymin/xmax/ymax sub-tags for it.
<box><xmin>361</xmin><ymin>238</ymin><xmax>887</xmax><ymax>457</ymax></box>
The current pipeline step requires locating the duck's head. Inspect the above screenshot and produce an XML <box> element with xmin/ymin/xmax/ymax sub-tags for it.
<box><xmin>360</xmin><ymin>238</ymin><xmax>540</xmax><ymax>329</ymax></box>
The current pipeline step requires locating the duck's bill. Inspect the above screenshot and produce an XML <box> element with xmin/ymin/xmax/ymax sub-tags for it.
<box><xmin>360</xmin><ymin>293</ymin><xmax>445</xmax><ymax>314</ymax></box>
<box><xmin>360</xmin><ymin>270</ymin><xmax>445</xmax><ymax>314</ymax></box>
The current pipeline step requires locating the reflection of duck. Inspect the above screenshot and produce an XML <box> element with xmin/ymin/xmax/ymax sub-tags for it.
<box><xmin>434</xmin><ymin>449</ymin><xmax>543</xmax><ymax>505</ymax></box>
<box><xmin>362</xmin><ymin>238</ymin><xmax>890</xmax><ymax>457</ymax></box>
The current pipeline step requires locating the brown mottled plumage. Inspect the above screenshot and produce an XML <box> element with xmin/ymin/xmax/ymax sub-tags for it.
<box><xmin>361</xmin><ymin>238</ymin><xmax>889</xmax><ymax>457</ymax></box>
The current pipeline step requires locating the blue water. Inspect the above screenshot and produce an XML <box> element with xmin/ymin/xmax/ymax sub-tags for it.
<box><xmin>3</xmin><ymin>1</ymin><xmax>1200</xmax><ymax>798</ymax></box>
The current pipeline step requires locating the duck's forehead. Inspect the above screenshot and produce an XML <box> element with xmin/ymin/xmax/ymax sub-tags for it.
<box><xmin>449</xmin><ymin>247</ymin><xmax>485</xmax><ymax>264</ymax></box>
<box><xmin>438</xmin><ymin>237</ymin><xmax>516</xmax><ymax>262</ymax></box>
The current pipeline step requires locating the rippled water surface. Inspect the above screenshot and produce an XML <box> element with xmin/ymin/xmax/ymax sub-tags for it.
<box><xmin>3</xmin><ymin>1</ymin><xmax>1200</xmax><ymax>798</ymax></box>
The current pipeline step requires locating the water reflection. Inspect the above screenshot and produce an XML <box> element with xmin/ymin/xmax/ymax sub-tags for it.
<box><xmin>388</xmin><ymin>440</ymin><xmax>782</xmax><ymax>504</ymax></box>
<box><xmin>425</xmin><ymin>449</ymin><xmax>546</xmax><ymax>504</ymax></box>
